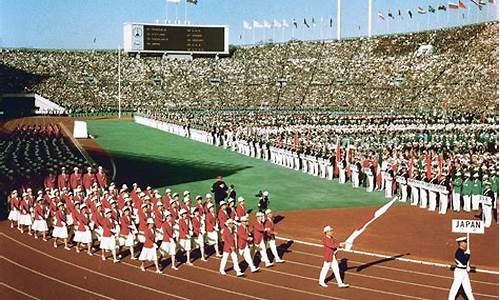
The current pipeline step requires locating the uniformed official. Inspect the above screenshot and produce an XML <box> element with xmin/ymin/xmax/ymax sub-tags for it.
<box><xmin>448</xmin><ymin>237</ymin><xmax>474</xmax><ymax>300</ymax></box>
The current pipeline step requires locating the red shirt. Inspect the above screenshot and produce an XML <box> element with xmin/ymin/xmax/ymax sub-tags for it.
<box><xmin>178</xmin><ymin>217</ymin><xmax>190</xmax><ymax>239</ymax></box>
<box><xmin>161</xmin><ymin>221</ymin><xmax>174</xmax><ymax>242</ymax></box>
<box><xmin>57</xmin><ymin>174</ymin><xmax>69</xmax><ymax>188</ymax></box>
<box><xmin>10</xmin><ymin>197</ymin><xmax>19</xmax><ymax>210</ymax></box>
<box><xmin>217</xmin><ymin>208</ymin><xmax>228</xmax><ymax>230</ymax></box>
<box><xmin>96</xmin><ymin>172</ymin><xmax>108</xmax><ymax>188</ymax></box>
<box><xmin>237</xmin><ymin>225</ymin><xmax>251</xmax><ymax>249</ymax></box>
<box><xmin>69</xmin><ymin>173</ymin><xmax>82</xmax><ymax>189</ymax></box>
<box><xmin>55</xmin><ymin>210</ymin><xmax>66</xmax><ymax>227</ymax></box>
<box><xmin>138</xmin><ymin>210</ymin><xmax>148</xmax><ymax>232</ymax></box>
<box><xmin>19</xmin><ymin>199</ymin><xmax>29</xmax><ymax>214</ymax></box>
<box><xmin>44</xmin><ymin>175</ymin><xmax>56</xmax><ymax>189</ymax></box>
<box><xmin>143</xmin><ymin>227</ymin><xmax>155</xmax><ymax>248</ymax></box>
<box><xmin>34</xmin><ymin>203</ymin><xmax>45</xmax><ymax>220</ymax></box>
<box><xmin>82</xmin><ymin>173</ymin><xmax>96</xmax><ymax>189</ymax></box>
<box><xmin>119</xmin><ymin>215</ymin><xmax>131</xmax><ymax>236</ymax></box>
<box><xmin>264</xmin><ymin>218</ymin><xmax>275</xmax><ymax>240</ymax></box>
<box><xmin>236</xmin><ymin>205</ymin><xmax>246</xmax><ymax>218</ymax></box>
<box><xmin>222</xmin><ymin>228</ymin><xmax>235</xmax><ymax>253</ymax></box>
<box><xmin>77</xmin><ymin>213</ymin><xmax>89</xmax><ymax>232</ymax></box>
<box><xmin>206</xmin><ymin>212</ymin><xmax>216</xmax><ymax>232</ymax></box>
<box><xmin>253</xmin><ymin>221</ymin><xmax>265</xmax><ymax>244</ymax></box>
<box><xmin>154</xmin><ymin>209</ymin><xmax>163</xmax><ymax>228</ymax></box>
<box><xmin>192</xmin><ymin>216</ymin><xmax>202</xmax><ymax>236</ymax></box>
<box><xmin>101</xmin><ymin>217</ymin><xmax>113</xmax><ymax>237</ymax></box>
<box><xmin>323</xmin><ymin>236</ymin><xmax>339</xmax><ymax>262</ymax></box>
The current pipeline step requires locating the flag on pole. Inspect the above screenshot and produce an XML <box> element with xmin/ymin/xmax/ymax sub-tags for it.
<box><xmin>293</xmin><ymin>18</ymin><xmax>298</xmax><ymax>28</ymax></box>
<box><xmin>253</xmin><ymin>20</ymin><xmax>263</xmax><ymax>28</ymax></box>
<box><xmin>345</xmin><ymin>141</ymin><xmax>351</xmax><ymax>178</ymax></box>
<box><xmin>378</xmin><ymin>12</ymin><xmax>385</xmax><ymax>20</ymax></box>
<box><xmin>243</xmin><ymin>21</ymin><xmax>252</xmax><ymax>30</ymax></box>
<box><xmin>428</xmin><ymin>5</ymin><xmax>436</xmax><ymax>12</ymax></box>
<box><xmin>334</xmin><ymin>137</ymin><xmax>340</xmax><ymax>177</ymax></box>
<box><xmin>329</xmin><ymin>18</ymin><xmax>333</xmax><ymax>27</ymax></box>
<box><xmin>417</xmin><ymin>6</ymin><xmax>427</xmax><ymax>13</ymax></box>
<box><xmin>273</xmin><ymin>19</ymin><xmax>282</xmax><ymax>28</ymax></box>
<box><xmin>344</xmin><ymin>197</ymin><xmax>398</xmax><ymax>250</ymax></box>
<box><xmin>303</xmin><ymin>18</ymin><xmax>310</xmax><ymax>28</ymax></box>
<box><xmin>388</xmin><ymin>11</ymin><xmax>395</xmax><ymax>19</ymax></box>
<box><xmin>438</xmin><ymin>4</ymin><xmax>447</xmax><ymax>10</ymax></box>
<box><xmin>186</xmin><ymin>0</ymin><xmax>198</xmax><ymax>4</ymax></box>
<box><xmin>449</xmin><ymin>2</ymin><xmax>460</xmax><ymax>9</ymax></box>
<box><xmin>166</xmin><ymin>0</ymin><xmax>180</xmax><ymax>2</ymax></box>
<box><xmin>282</xmin><ymin>19</ymin><xmax>290</xmax><ymax>27</ymax></box>
<box><xmin>459</xmin><ymin>1</ymin><xmax>467</xmax><ymax>8</ymax></box>
<box><xmin>408</xmin><ymin>10</ymin><xmax>413</xmax><ymax>18</ymax></box>
<box><xmin>470</xmin><ymin>0</ymin><xmax>483</xmax><ymax>9</ymax></box>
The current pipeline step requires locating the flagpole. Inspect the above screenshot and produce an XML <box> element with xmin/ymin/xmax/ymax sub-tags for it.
<box><xmin>117</xmin><ymin>45</ymin><xmax>121</xmax><ymax>119</ymax></box>
<box><xmin>175</xmin><ymin>3</ymin><xmax>178</xmax><ymax>23</ymax></box>
<box><xmin>368</xmin><ymin>0</ymin><xmax>372</xmax><ymax>38</ymax></box>
<box><xmin>184</xmin><ymin>0</ymin><xmax>187</xmax><ymax>24</ymax></box>
<box><xmin>337</xmin><ymin>0</ymin><xmax>341</xmax><ymax>40</ymax></box>
<box><xmin>165</xmin><ymin>2</ymin><xmax>169</xmax><ymax>23</ymax></box>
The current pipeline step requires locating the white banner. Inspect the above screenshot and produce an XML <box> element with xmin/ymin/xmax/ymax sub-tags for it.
<box><xmin>451</xmin><ymin>219</ymin><xmax>484</xmax><ymax>234</ymax></box>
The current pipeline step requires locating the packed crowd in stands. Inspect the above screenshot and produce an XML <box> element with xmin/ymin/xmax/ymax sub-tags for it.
<box><xmin>0</xmin><ymin>22</ymin><xmax>497</xmax><ymax>114</ymax></box>
<box><xmin>7</xmin><ymin>167</ymin><xmax>285</xmax><ymax>276</ymax></box>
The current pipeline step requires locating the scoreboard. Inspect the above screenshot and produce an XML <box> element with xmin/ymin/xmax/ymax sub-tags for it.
<box><xmin>123</xmin><ymin>23</ymin><xmax>229</xmax><ymax>55</ymax></box>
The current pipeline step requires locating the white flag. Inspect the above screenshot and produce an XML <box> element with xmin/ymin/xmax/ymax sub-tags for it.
<box><xmin>273</xmin><ymin>19</ymin><xmax>282</xmax><ymax>28</ymax></box>
<box><xmin>243</xmin><ymin>21</ymin><xmax>252</xmax><ymax>30</ymax></box>
<box><xmin>263</xmin><ymin>20</ymin><xmax>271</xmax><ymax>28</ymax></box>
<box><xmin>166</xmin><ymin>0</ymin><xmax>181</xmax><ymax>3</ymax></box>
<box><xmin>282</xmin><ymin>19</ymin><xmax>290</xmax><ymax>27</ymax></box>
<box><xmin>253</xmin><ymin>20</ymin><xmax>262</xmax><ymax>28</ymax></box>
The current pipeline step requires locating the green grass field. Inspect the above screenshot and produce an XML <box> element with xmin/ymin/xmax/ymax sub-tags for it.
<box><xmin>87</xmin><ymin>120</ymin><xmax>389</xmax><ymax>211</ymax></box>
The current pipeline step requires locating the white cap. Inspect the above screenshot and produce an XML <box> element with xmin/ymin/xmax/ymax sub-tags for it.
<box><xmin>164</xmin><ymin>210</ymin><xmax>171</xmax><ymax>217</ymax></box>
<box><xmin>165</xmin><ymin>188</ymin><xmax>171</xmax><ymax>193</ymax></box>
<box><xmin>240</xmin><ymin>216</ymin><xmax>248</xmax><ymax>222</ymax></box>
<box><xmin>265</xmin><ymin>209</ymin><xmax>272</xmax><ymax>215</ymax></box>
<box><xmin>225</xmin><ymin>219</ymin><xmax>234</xmax><ymax>226</ymax></box>
<box><xmin>237</xmin><ymin>196</ymin><xmax>245</xmax><ymax>203</ymax></box>
<box><xmin>156</xmin><ymin>201</ymin><xmax>164</xmax><ymax>207</ymax></box>
<box><xmin>183</xmin><ymin>191</ymin><xmax>190</xmax><ymax>196</ymax></box>
<box><xmin>183</xmin><ymin>196</ymin><xmax>190</xmax><ymax>203</ymax></box>
<box><xmin>169</xmin><ymin>199</ymin><xmax>176</xmax><ymax>205</ymax></box>
<box><xmin>179</xmin><ymin>208</ymin><xmax>187</xmax><ymax>215</ymax></box>
<box><xmin>104</xmin><ymin>208</ymin><xmax>112</xmax><ymax>215</ymax></box>
<box><xmin>456</xmin><ymin>236</ymin><xmax>467</xmax><ymax>242</ymax></box>
<box><xmin>147</xmin><ymin>218</ymin><xmax>154</xmax><ymax>224</ymax></box>
<box><xmin>219</xmin><ymin>201</ymin><xmax>227</xmax><ymax>206</ymax></box>
<box><xmin>205</xmin><ymin>193</ymin><xmax>212</xmax><ymax>198</ymax></box>
<box><xmin>255</xmin><ymin>212</ymin><xmax>264</xmax><ymax>217</ymax></box>
<box><xmin>323</xmin><ymin>225</ymin><xmax>333</xmax><ymax>233</ymax></box>
<box><xmin>207</xmin><ymin>203</ymin><xmax>214</xmax><ymax>209</ymax></box>
<box><xmin>263</xmin><ymin>191</ymin><xmax>269</xmax><ymax>197</ymax></box>
<box><xmin>141</xmin><ymin>203</ymin><xmax>148</xmax><ymax>209</ymax></box>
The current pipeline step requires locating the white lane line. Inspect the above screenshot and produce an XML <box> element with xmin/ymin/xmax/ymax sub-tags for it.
<box><xmin>1</xmin><ymin>256</ymin><xmax>116</xmax><ymax>300</ymax></box>
<box><xmin>2</xmin><ymin>232</ymin><xmax>264</xmax><ymax>300</ymax></box>
<box><xmin>276</xmin><ymin>236</ymin><xmax>499</xmax><ymax>275</ymax></box>
<box><xmin>0</xmin><ymin>282</ymin><xmax>42</xmax><ymax>300</ymax></box>
<box><xmin>290</xmin><ymin>249</ymin><xmax>499</xmax><ymax>287</ymax></box>
<box><xmin>284</xmin><ymin>258</ymin><xmax>498</xmax><ymax>299</ymax></box>
<box><xmin>0</xmin><ymin>233</ymin><xmax>189</xmax><ymax>300</ymax></box>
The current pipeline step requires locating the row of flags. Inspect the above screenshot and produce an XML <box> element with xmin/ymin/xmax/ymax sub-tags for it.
<box><xmin>243</xmin><ymin>18</ymin><xmax>335</xmax><ymax>30</ymax></box>
<box><xmin>165</xmin><ymin>0</ymin><xmax>198</xmax><ymax>4</ymax></box>
<box><xmin>378</xmin><ymin>0</ymin><xmax>496</xmax><ymax>20</ymax></box>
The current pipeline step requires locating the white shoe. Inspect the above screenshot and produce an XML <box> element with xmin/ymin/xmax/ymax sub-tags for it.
<box><xmin>275</xmin><ymin>259</ymin><xmax>285</xmax><ymax>263</ymax></box>
<box><xmin>219</xmin><ymin>271</ymin><xmax>226</xmax><ymax>275</ymax></box>
<box><xmin>319</xmin><ymin>282</ymin><xmax>328</xmax><ymax>288</ymax></box>
<box><xmin>265</xmin><ymin>262</ymin><xmax>274</xmax><ymax>267</ymax></box>
<box><xmin>338</xmin><ymin>283</ymin><xmax>350</xmax><ymax>288</ymax></box>
<box><xmin>236</xmin><ymin>272</ymin><xmax>244</xmax><ymax>277</ymax></box>
<box><xmin>251</xmin><ymin>267</ymin><xmax>260</xmax><ymax>273</ymax></box>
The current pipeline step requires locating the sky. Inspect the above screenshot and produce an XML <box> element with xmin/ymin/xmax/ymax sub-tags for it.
<box><xmin>0</xmin><ymin>0</ymin><xmax>498</xmax><ymax>49</ymax></box>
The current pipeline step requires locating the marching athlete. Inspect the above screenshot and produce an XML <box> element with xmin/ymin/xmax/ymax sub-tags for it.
<box><xmin>159</xmin><ymin>211</ymin><xmax>178</xmax><ymax>270</ymax></box>
<box><xmin>32</xmin><ymin>197</ymin><xmax>49</xmax><ymax>241</ymax></box>
<box><xmin>237</xmin><ymin>216</ymin><xmax>259</xmax><ymax>273</ymax></box>
<box><xmin>205</xmin><ymin>203</ymin><xmax>222</xmax><ymax>258</ymax></box>
<box><xmin>219</xmin><ymin>219</ymin><xmax>244</xmax><ymax>277</ymax></box>
<box><xmin>448</xmin><ymin>237</ymin><xmax>474</xmax><ymax>300</ymax></box>
<box><xmin>319</xmin><ymin>225</ymin><xmax>349</xmax><ymax>288</ymax></box>
<box><xmin>53</xmin><ymin>202</ymin><xmax>71</xmax><ymax>250</ymax></box>
<box><xmin>118</xmin><ymin>207</ymin><xmax>137</xmax><ymax>259</ymax></box>
<box><xmin>264</xmin><ymin>209</ymin><xmax>285</xmax><ymax>263</ymax></box>
<box><xmin>139</xmin><ymin>218</ymin><xmax>162</xmax><ymax>273</ymax></box>
<box><xmin>253</xmin><ymin>212</ymin><xmax>273</xmax><ymax>268</ymax></box>
<box><xmin>8</xmin><ymin>190</ymin><xmax>20</xmax><ymax>229</ymax></box>
<box><xmin>100</xmin><ymin>209</ymin><xmax>119</xmax><ymax>262</ymax></box>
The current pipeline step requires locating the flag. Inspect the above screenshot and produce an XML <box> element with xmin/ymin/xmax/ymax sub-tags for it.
<box><xmin>312</xmin><ymin>17</ymin><xmax>316</xmax><ymax>27</ymax></box>
<box><xmin>388</xmin><ymin>11</ymin><xmax>395</xmax><ymax>19</ymax></box>
<box><xmin>438</xmin><ymin>4</ymin><xmax>447</xmax><ymax>10</ymax></box>
<box><xmin>273</xmin><ymin>19</ymin><xmax>282</xmax><ymax>28</ymax></box>
<box><xmin>425</xmin><ymin>154</ymin><xmax>432</xmax><ymax>180</ymax></box>
<box><xmin>378</xmin><ymin>12</ymin><xmax>385</xmax><ymax>20</ymax></box>
<box><xmin>293</xmin><ymin>18</ymin><xmax>298</xmax><ymax>28</ymax></box>
<box><xmin>417</xmin><ymin>6</ymin><xmax>427</xmax><ymax>13</ymax></box>
<box><xmin>437</xmin><ymin>153</ymin><xmax>444</xmax><ymax>181</ymax></box>
<box><xmin>449</xmin><ymin>2</ymin><xmax>459</xmax><ymax>8</ymax></box>
<box><xmin>243</xmin><ymin>21</ymin><xmax>252</xmax><ymax>30</ymax></box>
<box><xmin>334</xmin><ymin>137</ymin><xmax>340</xmax><ymax>177</ymax></box>
<box><xmin>282</xmin><ymin>19</ymin><xmax>290</xmax><ymax>27</ymax></box>
<box><xmin>263</xmin><ymin>20</ymin><xmax>271</xmax><ymax>28</ymax></box>
<box><xmin>459</xmin><ymin>0</ymin><xmax>467</xmax><ymax>8</ymax></box>
<box><xmin>329</xmin><ymin>18</ymin><xmax>333</xmax><ymax>27</ymax></box>
<box><xmin>479</xmin><ymin>0</ymin><xmax>487</xmax><ymax>5</ymax></box>
<box><xmin>470</xmin><ymin>0</ymin><xmax>483</xmax><ymax>9</ymax></box>
<box><xmin>408</xmin><ymin>10</ymin><xmax>413</xmax><ymax>18</ymax></box>
<box><xmin>93</xmin><ymin>37</ymin><xmax>96</xmax><ymax>43</ymax></box>
<box><xmin>345</xmin><ymin>141</ymin><xmax>351</xmax><ymax>178</ymax></box>
<box><xmin>186</xmin><ymin>0</ymin><xmax>198</xmax><ymax>4</ymax></box>
<box><xmin>166</xmin><ymin>0</ymin><xmax>180</xmax><ymax>3</ymax></box>
<box><xmin>376</xmin><ymin>155</ymin><xmax>383</xmax><ymax>190</ymax></box>
<box><xmin>398</xmin><ymin>9</ymin><xmax>402</xmax><ymax>18</ymax></box>
<box><xmin>428</xmin><ymin>5</ymin><xmax>436</xmax><ymax>12</ymax></box>
<box><xmin>344</xmin><ymin>197</ymin><xmax>398</xmax><ymax>250</ymax></box>
<box><xmin>303</xmin><ymin>18</ymin><xmax>310</xmax><ymax>28</ymax></box>
<box><xmin>253</xmin><ymin>20</ymin><xmax>262</xmax><ymax>28</ymax></box>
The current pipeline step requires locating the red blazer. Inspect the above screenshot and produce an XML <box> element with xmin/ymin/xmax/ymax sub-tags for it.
<box><xmin>264</xmin><ymin>218</ymin><xmax>275</xmax><ymax>240</ymax></box>
<box><xmin>236</xmin><ymin>205</ymin><xmax>246</xmax><ymax>218</ymax></box>
<box><xmin>253</xmin><ymin>221</ymin><xmax>265</xmax><ymax>244</ymax></box>
<box><xmin>82</xmin><ymin>173</ymin><xmax>96</xmax><ymax>189</ymax></box>
<box><xmin>34</xmin><ymin>204</ymin><xmax>45</xmax><ymax>220</ymax></box>
<box><xmin>77</xmin><ymin>213</ymin><xmax>89</xmax><ymax>232</ymax></box>
<box><xmin>206</xmin><ymin>212</ymin><xmax>216</xmax><ymax>232</ymax></box>
<box><xmin>143</xmin><ymin>228</ymin><xmax>155</xmax><ymax>248</ymax></box>
<box><xmin>217</xmin><ymin>208</ymin><xmax>228</xmax><ymax>229</ymax></box>
<box><xmin>119</xmin><ymin>215</ymin><xmax>131</xmax><ymax>236</ymax></box>
<box><xmin>192</xmin><ymin>216</ymin><xmax>202</xmax><ymax>236</ymax></box>
<box><xmin>57</xmin><ymin>174</ymin><xmax>69</xmax><ymax>188</ymax></box>
<box><xmin>162</xmin><ymin>221</ymin><xmax>174</xmax><ymax>242</ymax></box>
<box><xmin>101</xmin><ymin>217</ymin><xmax>113</xmax><ymax>237</ymax></box>
<box><xmin>55</xmin><ymin>210</ymin><xmax>66</xmax><ymax>227</ymax></box>
<box><xmin>178</xmin><ymin>218</ymin><xmax>190</xmax><ymax>239</ymax></box>
<box><xmin>222</xmin><ymin>228</ymin><xmax>235</xmax><ymax>253</ymax></box>
<box><xmin>96</xmin><ymin>172</ymin><xmax>108</xmax><ymax>188</ymax></box>
<box><xmin>237</xmin><ymin>225</ymin><xmax>251</xmax><ymax>249</ymax></box>
<box><xmin>323</xmin><ymin>236</ymin><xmax>339</xmax><ymax>262</ymax></box>
<box><xmin>69</xmin><ymin>173</ymin><xmax>82</xmax><ymax>189</ymax></box>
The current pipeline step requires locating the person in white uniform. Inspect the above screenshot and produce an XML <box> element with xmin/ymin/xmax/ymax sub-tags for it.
<box><xmin>448</xmin><ymin>237</ymin><xmax>474</xmax><ymax>300</ymax></box>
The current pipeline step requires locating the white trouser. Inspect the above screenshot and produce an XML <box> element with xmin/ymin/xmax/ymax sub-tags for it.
<box><xmin>411</xmin><ymin>187</ymin><xmax>419</xmax><ymax>206</ymax></box>
<box><xmin>352</xmin><ymin>172</ymin><xmax>359</xmax><ymax>187</ymax></box>
<box><xmin>420</xmin><ymin>189</ymin><xmax>428</xmax><ymax>208</ymax></box>
<box><xmin>400</xmin><ymin>184</ymin><xmax>407</xmax><ymax>202</ymax></box>
<box><xmin>439</xmin><ymin>193</ymin><xmax>448</xmax><ymax>214</ymax></box>
<box><xmin>483</xmin><ymin>204</ymin><xmax>492</xmax><ymax>228</ymax></box>
<box><xmin>448</xmin><ymin>268</ymin><xmax>474</xmax><ymax>300</ymax></box>
<box><xmin>239</xmin><ymin>246</ymin><xmax>257</xmax><ymax>271</ymax></box>
<box><xmin>385</xmin><ymin>180</ymin><xmax>393</xmax><ymax>198</ymax></box>
<box><xmin>463</xmin><ymin>195</ymin><xmax>472</xmax><ymax>212</ymax></box>
<box><xmin>472</xmin><ymin>195</ymin><xmax>481</xmax><ymax>211</ymax></box>
<box><xmin>257</xmin><ymin>240</ymin><xmax>271</xmax><ymax>264</ymax></box>
<box><xmin>380</xmin><ymin>173</ymin><xmax>386</xmax><ymax>191</ymax></box>
<box><xmin>452</xmin><ymin>192</ymin><xmax>461</xmax><ymax>211</ymax></box>
<box><xmin>320</xmin><ymin>164</ymin><xmax>327</xmax><ymax>178</ymax></box>
<box><xmin>428</xmin><ymin>191</ymin><xmax>437</xmax><ymax>211</ymax></box>
<box><xmin>319</xmin><ymin>259</ymin><xmax>343</xmax><ymax>286</ymax></box>
<box><xmin>327</xmin><ymin>166</ymin><xmax>334</xmax><ymax>180</ymax></box>
<box><xmin>220</xmin><ymin>251</ymin><xmax>241</xmax><ymax>273</ymax></box>
<box><xmin>268</xmin><ymin>239</ymin><xmax>280</xmax><ymax>261</ymax></box>
<box><xmin>339</xmin><ymin>169</ymin><xmax>346</xmax><ymax>183</ymax></box>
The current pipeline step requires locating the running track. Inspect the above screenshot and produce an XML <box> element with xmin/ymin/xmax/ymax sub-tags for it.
<box><xmin>1</xmin><ymin>223</ymin><xmax>497</xmax><ymax>300</ymax></box>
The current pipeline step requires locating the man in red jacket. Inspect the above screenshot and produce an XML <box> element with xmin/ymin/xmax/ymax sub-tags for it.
<box><xmin>253</xmin><ymin>212</ymin><xmax>273</xmax><ymax>268</ymax></box>
<box><xmin>57</xmin><ymin>167</ymin><xmax>69</xmax><ymax>190</ymax></box>
<box><xmin>69</xmin><ymin>167</ymin><xmax>82</xmax><ymax>192</ymax></box>
<box><xmin>318</xmin><ymin>225</ymin><xmax>349</xmax><ymax>288</ymax></box>
<box><xmin>219</xmin><ymin>219</ymin><xmax>244</xmax><ymax>277</ymax></box>
<box><xmin>178</xmin><ymin>208</ymin><xmax>192</xmax><ymax>266</ymax></box>
<box><xmin>264</xmin><ymin>209</ymin><xmax>285</xmax><ymax>263</ymax></box>
<box><xmin>83</xmin><ymin>167</ymin><xmax>96</xmax><ymax>193</ymax></box>
<box><xmin>96</xmin><ymin>166</ymin><xmax>108</xmax><ymax>189</ymax></box>
<box><xmin>205</xmin><ymin>203</ymin><xmax>222</xmax><ymax>257</ymax></box>
<box><xmin>237</xmin><ymin>216</ymin><xmax>259</xmax><ymax>272</ymax></box>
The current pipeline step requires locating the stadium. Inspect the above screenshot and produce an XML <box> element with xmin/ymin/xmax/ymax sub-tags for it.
<box><xmin>0</xmin><ymin>0</ymin><xmax>499</xmax><ymax>299</ymax></box>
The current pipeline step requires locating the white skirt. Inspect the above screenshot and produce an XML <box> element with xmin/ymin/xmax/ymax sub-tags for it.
<box><xmin>52</xmin><ymin>226</ymin><xmax>68</xmax><ymax>239</ymax></box>
<box><xmin>139</xmin><ymin>246</ymin><xmax>158</xmax><ymax>261</ymax></box>
<box><xmin>19</xmin><ymin>214</ymin><xmax>33</xmax><ymax>226</ymax></box>
<box><xmin>74</xmin><ymin>229</ymin><xmax>92</xmax><ymax>244</ymax></box>
<box><xmin>8</xmin><ymin>210</ymin><xmax>19</xmax><ymax>221</ymax></box>
<box><xmin>155</xmin><ymin>229</ymin><xmax>164</xmax><ymax>242</ymax></box>
<box><xmin>66</xmin><ymin>214</ymin><xmax>74</xmax><ymax>226</ymax></box>
<box><xmin>137</xmin><ymin>231</ymin><xmax>146</xmax><ymax>243</ymax></box>
<box><xmin>159</xmin><ymin>241</ymin><xmax>176</xmax><ymax>256</ymax></box>
<box><xmin>193</xmin><ymin>234</ymin><xmax>204</xmax><ymax>248</ymax></box>
<box><xmin>32</xmin><ymin>219</ymin><xmax>48</xmax><ymax>232</ymax></box>
<box><xmin>179</xmin><ymin>238</ymin><xmax>191</xmax><ymax>251</ymax></box>
<box><xmin>100</xmin><ymin>236</ymin><xmax>117</xmax><ymax>250</ymax></box>
<box><xmin>206</xmin><ymin>231</ymin><xmax>218</xmax><ymax>245</ymax></box>
<box><xmin>119</xmin><ymin>233</ymin><xmax>135</xmax><ymax>247</ymax></box>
